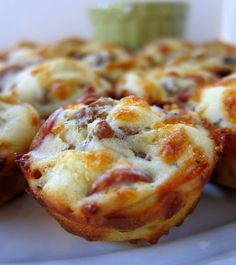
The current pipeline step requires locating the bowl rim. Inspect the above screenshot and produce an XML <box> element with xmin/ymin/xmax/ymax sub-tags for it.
<box><xmin>89</xmin><ymin>0</ymin><xmax>188</xmax><ymax>10</ymax></box>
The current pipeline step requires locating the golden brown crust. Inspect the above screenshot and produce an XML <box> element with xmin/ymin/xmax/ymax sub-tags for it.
<box><xmin>25</xmin><ymin>147</ymin><xmax>212</xmax><ymax>243</ymax></box>
<box><xmin>42</xmin><ymin>189</ymin><xmax>203</xmax><ymax>243</ymax></box>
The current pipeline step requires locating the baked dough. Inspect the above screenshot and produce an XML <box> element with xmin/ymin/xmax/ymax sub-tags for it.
<box><xmin>0</xmin><ymin>95</ymin><xmax>40</xmax><ymax>205</ymax></box>
<box><xmin>116</xmin><ymin>66</ymin><xmax>217</xmax><ymax>106</ymax></box>
<box><xmin>192</xmin><ymin>73</ymin><xmax>236</xmax><ymax>189</ymax></box>
<box><xmin>2</xmin><ymin>58</ymin><xmax>111</xmax><ymax>117</ymax></box>
<box><xmin>18</xmin><ymin>96</ymin><xmax>217</xmax><ymax>243</ymax></box>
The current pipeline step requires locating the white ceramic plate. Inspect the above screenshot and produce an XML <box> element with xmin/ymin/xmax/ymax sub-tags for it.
<box><xmin>0</xmin><ymin>183</ymin><xmax>235</xmax><ymax>265</ymax></box>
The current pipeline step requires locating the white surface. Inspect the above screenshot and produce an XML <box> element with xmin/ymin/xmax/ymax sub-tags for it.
<box><xmin>0</xmin><ymin>0</ymin><xmax>230</xmax><ymax>49</ymax></box>
<box><xmin>0</xmin><ymin>183</ymin><xmax>235</xmax><ymax>265</ymax></box>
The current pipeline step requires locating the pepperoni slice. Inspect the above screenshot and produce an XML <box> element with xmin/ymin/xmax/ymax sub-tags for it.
<box><xmin>87</xmin><ymin>168</ymin><xmax>152</xmax><ymax>195</ymax></box>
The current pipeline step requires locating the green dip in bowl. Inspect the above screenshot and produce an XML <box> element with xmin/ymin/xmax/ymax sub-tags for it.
<box><xmin>89</xmin><ymin>1</ymin><xmax>188</xmax><ymax>49</ymax></box>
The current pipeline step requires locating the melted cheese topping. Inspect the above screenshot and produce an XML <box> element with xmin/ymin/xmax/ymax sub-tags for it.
<box><xmin>24</xmin><ymin>96</ymin><xmax>215</xmax><ymax>211</ymax></box>
<box><xmin>2</xmin><ymin>58</ymin><xmax>111</xmax><ymax>117</ymax></box>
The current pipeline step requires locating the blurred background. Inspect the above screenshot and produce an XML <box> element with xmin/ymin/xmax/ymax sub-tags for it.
<box><xmin>0</xmin><ymin>0</ymin><xmax>235</xmax><ymax>49</ymax></box>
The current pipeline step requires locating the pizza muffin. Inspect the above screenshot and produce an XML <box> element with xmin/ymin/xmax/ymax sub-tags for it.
<box><xmin>169</xmin><ymin>41</ymin><xmax>236</xmax><ymax>78</ymax></box>
<box><xmin>0</xmin><ymin>41</ymin><xmax>43</xmax><ymax>92</ymax></box>
<box><xmin>116</xmin><ymin>66</ymin><xmax>217</xmax><ymax>106</ymax></box>
<box><xmin>201</xmin><ymin>40</ymin><xmax>236</xmax><ymax>62</ymax></box>
<box><xmin>0</xmin><ymin>38</ymin><xmax>86</xmax><ymax>92</ymax></box>
<box><xmin>2</xmin><ymin>58</ymin><xmax>111</xmax><ymax>117</ymax></box>
<box><xmin>78</xmin><ymin>41</ymin><xmax>130</xmax><ymax>66</ymax></box>
<box><xmin>0</xmin><ymin>40</ymin><xmax>42</xmax><ymax>68</ymax></box>
<box><xmin>0</xmin><ymin>37</ymin><xmax>87</xmax><ymax>67</ymax></box>
<box><xmin>0</xmin><ymin>95</ymin><xmax>40</xmax><ymax>206</ymax></box>
<box><xmin>77</xmin><ymin>41</ymin><xmax>134</xmax><ymax>81</ymax></box>
<box><xmin>18</xmin><ymin>96</ymin><xmax>218</xmax><ymax>243</ymax></box>
<box><xmin>136</xmin><ymin>39</ymin><xmax>194</xmax><ymax>68</ymax></box>
<box><xmin>191</xmin><ymin>73</ymin><xmax>236</xmax><ymax>189</ymax></box>
<box><xmin>37</xmin><ymin>37</ymin><xmax>86</xmax><ymax>59</ymax></box>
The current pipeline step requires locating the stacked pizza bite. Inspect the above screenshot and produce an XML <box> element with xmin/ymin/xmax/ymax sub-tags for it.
<box><xmin>0</xmin><ymin>38</ymin><xmax>235</xmax><ymax>244</ymax></box>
